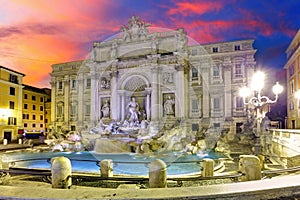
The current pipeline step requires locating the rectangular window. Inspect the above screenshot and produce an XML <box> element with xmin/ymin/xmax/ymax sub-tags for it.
<box><xmin>32</xmin><ymin>115</ymin><xmax>36</xmax><ymax>120</ymax></box>
<box><xmin>72</xmin><ymin>65</ymin><xmax>76</xmax><ymax>70</ymax></box>
<box><xmin>10</xmin><ymin>87</ymin><xmax>15</xmax><ymax>95</ymax></box>
<box><xmin>192</xmin><ymin>124</ymin><xmax>199</xmax><ymax>131</ymax></box>
<box><xmin>86</xmin><ymin>78</ymin><xmax>91</xmax><ymax>88</ymax></box>
<box><xmin>23</xmin><ymin>114</ymin><xmax>26</xmax><ymax>119</ymax></box>
<box><xmin>40</xmin><ymin>106</ymin><xmax>43</xmax><ymax>111</ymax></box>
<box><xmin>32</xmin><ymin>105</ymin><xmax>36</xmax><ymax>110</ymax></box>
<box><xmin>213</xmin><ymin>66</ymin><xmax>219</xmax><ymax>77</ymax></box>
<box><xmin>40</xmin><ymin>97</ymin><xmax>44</xmax><ymax>102</ymax></box>
<box><xmin>213</xmin><ymin>98</ymin><xmax>220</xmax><ymax>109</ymax></box>
<box><xmin>236</xmin><ymin>97</ymin><xmax>244</xmax><ymax>108</ymax></box>
<box><xmin>290</xmin><ymin>81</ymin><xmax>294</xmax><ymax>94</ymax></box>
<box><xmin>289</xmin><ymin>65</ymin><xmax>295</xmax><ymax>77</ymax></box>
<box><xmin>9</xmin><ymin>74</ymin><xmax>18</xmax><ymax>83</ymax></box>
<box><xmin>234</xmin><ymin>45</ymin><xmax>241</xmax><ymax>51</ymax></box>
<box><xmin>214</xmin><ymin>123</ymin><xmax>220</xmax><ymax>128</ymax></box>
<box><xmin>235</xmin><ymin>64</ymin><xmax>242</xmax><ymax>77</ymax></box>
<box><xmin>212</xmin><ymin>47</ymin><xmax>218</xmax><ymax>53</ymax></box>
<box><xmin>24</xmin><ymin>104</ymin><xmax>28</xmax><ymax>109</ymax></box>
<box><xmin>59</xmin><ymin>66</ymin><xmax>62</xmax><ymax>71</ymax></box>
<box><xmin>9</xmin><ymin>101</ymin><xmax>14</xmax><ymax>109</ymax></box>
<box><xmin>40</xmin><ymin>115</ymin><xmax>43</xmax><ymax>120</ymax></box>
<box><xmin>71</xmin><ymin>79</ymin><xmax>76</xmax><ymax>89</ymax></box>
<box><xmin>45</xmin><ymin>119</ymin><xmax>48</xmax><ymax>123</ymax></box>
<box><xmin>192</xmin><ymin>99</ymin><xmax>198</xmax><ymax>113</ymax></box>
<box><xmin>192</xmin><ymin>67</ymin><xmax>198</xmax><ymax>79</ymax></box>
<box><xmin>40</xmin><ymin>124</ymin><xmax>43</xmax><ymax>128</ymax></box>
<box><xmin>32</xmin><ymin>95</ymin><xmax>36</xmax><ymax>101</ymax></box>
<box><xmin>58</xmin><ymin>81</ymin><xmax>63</xmax><ymax>90</ymax></box>
<box><xmin>24</xmin><ymin>123</ymin><xmax>27</xmax><ymax>127</ymax></box>
<box><xmin>8</xmin><ymin>117</ymin><xmax>16</xmax><ymax>125</ymax></box>
<box><xmin>32</xmin><ymin>124</ymin><xmax>36</xmax><ymax>128</ymax></box>
<box><xmin>24</xmin><ymin>94</ymin><xmax>28</xmax><ymax>99</ymax></box>
<box><xmin>71</xmin><ymin>126</ymin><xmax>76</xmax><ymax>131</ymax></box>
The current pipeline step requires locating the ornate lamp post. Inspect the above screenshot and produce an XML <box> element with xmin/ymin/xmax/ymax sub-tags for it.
<box><xmin>239</xmin><ymin>71</ymin><xmax>283</xmax><ymax>155</ymax></box>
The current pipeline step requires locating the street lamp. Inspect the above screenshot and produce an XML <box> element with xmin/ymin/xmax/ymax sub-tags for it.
<box><xmin>239</xmin><ymin>71</ymin><xmax>283</xmax><ymax>155</ymax></box>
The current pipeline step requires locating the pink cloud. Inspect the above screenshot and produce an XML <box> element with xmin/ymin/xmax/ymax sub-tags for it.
<box><xmin>167</xmin><ymin>1</ymin><xmax>223</xmax><ymax>16</ymax></box>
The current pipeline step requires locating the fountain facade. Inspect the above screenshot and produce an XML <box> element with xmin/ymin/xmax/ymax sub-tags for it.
<box><xmin>49</xmin><ymin>16</ymin><xmax>258</xmax><ymax>155</ymax></box>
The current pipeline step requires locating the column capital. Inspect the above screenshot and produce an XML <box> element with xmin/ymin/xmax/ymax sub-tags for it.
<box><xmin>151</xmin><ymin>66</ymin><xmax>161</xmax><ymax>73</ymax></box>
<box><xmin>175</xmin><ymin>64</ymin><xmax>185</xmax><ymax>71</ymax></box>
<box><xmin>110</xmin><ymin>70</ymin><xmax>119</xmax><ymax>78</ymax></box>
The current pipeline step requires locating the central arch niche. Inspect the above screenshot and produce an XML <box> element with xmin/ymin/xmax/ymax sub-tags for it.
<box><xmin>120</xmin><ymin>74</ymin><xmax>151</xmax><ymax>121</ymax></box>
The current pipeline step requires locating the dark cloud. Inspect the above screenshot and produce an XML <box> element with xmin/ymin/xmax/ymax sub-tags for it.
<box><xmin>0</xmin><ymin>23</ymin><xmax>62</xmax><ymax>38</ymax></box>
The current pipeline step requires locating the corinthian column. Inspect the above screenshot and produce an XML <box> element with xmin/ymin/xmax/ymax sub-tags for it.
<box><xmin>151</xmin><ymin>66</ymin><xmax>160</xmax><ymax>121</ymax></box>
<box><xmin>110</xmin><ymin>63</ymin><xmax>119</xmax><ymax>121</ymax></box>
<box><xmin>175</xmin><ymin>64</ymin><xmax>186</xmax><ymax>119</ymax></box>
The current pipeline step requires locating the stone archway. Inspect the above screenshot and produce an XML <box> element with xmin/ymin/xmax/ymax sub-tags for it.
<box><xmin>120</xmin><ymin>75</ymin><xmax>151</xmax><ymax>121</ymax></box>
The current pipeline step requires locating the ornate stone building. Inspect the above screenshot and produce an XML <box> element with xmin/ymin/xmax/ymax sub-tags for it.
<box><xmin>285</xmin><ymin>29</ymin><xmax>300</xmax><ymax>129</ymax></box>
<box><xmin>50</xmin><ymin>16</ymin><xmax>256</xmax><ymax>136</ymax></box>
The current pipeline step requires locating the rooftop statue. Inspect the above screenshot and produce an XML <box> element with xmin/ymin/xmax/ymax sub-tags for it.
<box><xmin>121</xmin><ymin>16</ymin><xmax>151</xmax><ymax>42</ymax></box>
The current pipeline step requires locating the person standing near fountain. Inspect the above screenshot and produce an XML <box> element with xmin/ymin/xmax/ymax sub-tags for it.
<box><xmin>127</xmin><ymin>97</ymin><xmax>140</xmax><ymax>126</ymax></box>
<box><xmin>101</xmin><ymin>100</ymin><xmax>110</xmax><ymax>118</ymax></box>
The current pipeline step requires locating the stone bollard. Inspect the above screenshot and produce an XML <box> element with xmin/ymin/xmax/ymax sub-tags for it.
<box><xmin>0</xmin><ymin>155</ymin><xmax>9</xmax><ymax>170</ymax></box>
<box><xmin>239</xmin><ymin>155</ymin><xmax>262</xmax><ymax>181</ymax></box>
<box><xmin>51</xmin><ymin>156</ymin><xmax>72</xmax><ymax>189</ymax></box>
<box><xmin>202</xmin><ymin>158</ymin><xmax>214</xmax><ymax>177</ymax></box>
<box><xmin>18</xmin><ymin>138</ymin><xmax>22</xmax><ymax>144</ymax></box>
<box><xmin>100</xmin><ymin>159</ymin><xmax>113</xmax><ymax>178</ymax></box>
<box><xmin>3</xmin><ymin>139</ymin><xmax>8</xmax><ymax>145</ymax></box>
<box><xmin>149</xmin><ymin>159</ymin><xmax>167</xmax><ymax>188</ymax></box>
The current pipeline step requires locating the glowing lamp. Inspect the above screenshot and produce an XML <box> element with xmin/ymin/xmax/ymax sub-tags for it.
<box><xmin>295</xmin><ymin>90</ymin><xmax>300</xmax><ymax>99</ymax></box>
<box><xmin>272</xmin><ymin>82</ymin><xmax>283</xmax><ymax>95</ymax></box>
<box><xmin>251</xmin><ymin>71</ymin><xmax>265</xmax><ymax>91</ymax></box>
<box><xmin>239</xmin><ymin>86</ymin><xmax>251</xmax><ymax>98</ymax></box>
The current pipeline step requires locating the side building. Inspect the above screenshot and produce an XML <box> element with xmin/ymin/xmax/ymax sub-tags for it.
<box><xmin>285</xmin><ymin>29</ymin><xmax>300</xmax><ymax>128</ymax></box>
<box><xmin>0</xmin><ymin>66</ymin><xmax>25</xmax><ymax>143</ymax></box>
<box><xmin>50</xmin><ymin>17</ymin><xmax>256</xmax><ymax>137</ymax></box>
<box><xmin>22</xmin><ymin>85</ymin><xmax>51</xmax><ymax>135</ymax></box>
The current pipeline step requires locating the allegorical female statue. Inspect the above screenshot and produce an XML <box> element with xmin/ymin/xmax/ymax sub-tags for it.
<box><xmin>164</xmin><ymin>95</ymin><xmax>175</xmax><ymax>115</ymax></box>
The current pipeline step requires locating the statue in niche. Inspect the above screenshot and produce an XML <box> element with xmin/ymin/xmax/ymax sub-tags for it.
<box><xmin>164</xmin><ymin>95</ymin><xmax>175</xmax><ymax>116</ymax></box>
<box><xmin>126</xmin><ymin>97</ymin><xmax>140</xmax><ymax>126</ymax></box>
<box><xmin>100</xmin><ymin>77</ymin><xmax>110</xmax><ymax>89</ymax></box>
<box><xmin>101</xmin><ymin>100</ymin><xmax>110</xmax><ymax>118</ymax></box>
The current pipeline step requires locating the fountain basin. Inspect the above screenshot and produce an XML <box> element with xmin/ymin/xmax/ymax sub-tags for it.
<box><xmin>3</xmin><ymin>151</ymin><xmax>224</xmax><ymax>176</ymax></box>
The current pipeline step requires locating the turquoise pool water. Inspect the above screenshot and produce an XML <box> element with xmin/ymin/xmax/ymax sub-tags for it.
<box><xmin>4</xmin><ymin>151</ymin><xmax>223</xmax><ymax>176</ymax></box>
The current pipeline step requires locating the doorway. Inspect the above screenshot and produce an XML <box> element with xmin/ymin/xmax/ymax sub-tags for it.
<box><xmin>4</xmin><ymin>131</ymin><xmax>12</xmax><ymax>143</ymax></box>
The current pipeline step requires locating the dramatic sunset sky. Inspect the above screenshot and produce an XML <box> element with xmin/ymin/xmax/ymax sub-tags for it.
<box><xmin>1</xmin><ymin>0</ymin><xmax>299</xmax><ymax>88</ymax></box>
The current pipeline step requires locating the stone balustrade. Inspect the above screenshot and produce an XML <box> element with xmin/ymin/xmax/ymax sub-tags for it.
<box><xmin>270</xmin><ymin>129</ymin><xmax>300</xmax><ymax>167</ymax></box>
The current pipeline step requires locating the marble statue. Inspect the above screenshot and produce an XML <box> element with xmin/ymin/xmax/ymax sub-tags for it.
<box><xmin>127</xmin><ymin>97</ymin><xmax>140</xmax><ymax>124</ymax></box>
<box><xmin>101</xmin><ymin>100</ymin><xmax>110</xmax><ymax>118</ymax></box>
<box><xmin>110</xmin><ymin>42</ymin><xmax>117</xmax><ymax>59</ymax></box>
<box><xmin>164</xmin><ymin>95</ymin><xmax>175</xmax><ymax>115</ymax></box>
